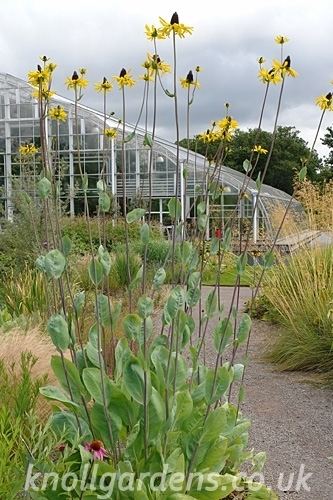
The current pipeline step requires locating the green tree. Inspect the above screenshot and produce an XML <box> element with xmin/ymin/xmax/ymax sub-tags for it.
<box><xmin>179</xmin><ymin>126</ymin><xmax>322</xmax><ymax>194</ymax></box>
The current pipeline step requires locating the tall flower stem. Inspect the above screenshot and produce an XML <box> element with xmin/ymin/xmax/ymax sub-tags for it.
<box><xmin>170</xmin><ymin>30</ymin><xmax>181</xmax><ymax>282</ymax></box>
<box><xmin>72</xmin><ymin>85</ymin><xmax>116</xmax><ymax>457</ymax></box>
<box><xmin>120</xmin><ymin>86</ymin><xmax>132</xmax><ymax>311</ymax></box>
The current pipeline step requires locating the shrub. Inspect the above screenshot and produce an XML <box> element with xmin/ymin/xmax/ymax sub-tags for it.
<box><xmin>0</xmin><ymin>352</ymin><xmax>45</xmax><ymax>496</ymax></box>
<box><xmin>264</xmin><ymin>246</ymin><xmax>333</xmax><ymax>378</ymax></box>
<box><xmin>0</xmin><ymin>192</ymin><xmax>42</xmax><ymax>276</ymax></box>
<box><xmin>61</xmin><ymin>217</ymin><xmax>162</xmax><ymax>254</ymax></box>
<box><xmin>0</xmin><ymin>352</ymin><xmax>47</xmax><ymax>417</ymax></box>
<box><xmin>113</xmin><ymin>239</ymin><xmax>171</xmax><ymax>265</ymax></box>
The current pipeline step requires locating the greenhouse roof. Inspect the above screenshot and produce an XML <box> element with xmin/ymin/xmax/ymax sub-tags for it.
<box><xmin>0</xmin><ymin>72</ymin><xmax>293</xmax><ymax>203</ymax></box>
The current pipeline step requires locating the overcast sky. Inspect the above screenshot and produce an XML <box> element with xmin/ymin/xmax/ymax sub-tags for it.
<box><xmin>1</xmin><ymin>0</ymin><xmax>332</xmax><ymax>157</ymax></box>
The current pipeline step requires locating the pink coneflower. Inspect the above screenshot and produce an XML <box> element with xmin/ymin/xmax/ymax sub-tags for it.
<box><xmin>215</xmin><ymin>228</ymin><xmax>222</xmax><ymax>239</ymax></box>
<box><xmin>84</xmin><ymin>440</ymin><xmax>107</xmax><ymax>460</ymax></box>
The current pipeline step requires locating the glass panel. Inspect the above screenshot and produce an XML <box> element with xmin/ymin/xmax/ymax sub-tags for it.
<box><xmin>85</xmin><ymin>134</ymin><xmax>99</xmax><ymax>150</ymax></box>
<box><xmin>9</xmin><ymin>104</ymin><xmax>18</xmax><ymax>119</ymax></box>
<box><xmin>20</xmin><ymin>103</ymin><xmax>33</xmax><ymax>118</ymax></box>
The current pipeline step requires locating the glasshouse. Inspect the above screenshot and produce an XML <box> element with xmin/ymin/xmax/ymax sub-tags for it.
<box><xmin>0</xmin><ymin>72</ymin><xmax>302</xmax><ymax>241</ymax></box>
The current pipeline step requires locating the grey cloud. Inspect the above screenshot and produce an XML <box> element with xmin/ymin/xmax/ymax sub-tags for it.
<box><xmin>1</xmin><ymin>0</ymin><xmax>332</xmax><ymax>157</ymax></box>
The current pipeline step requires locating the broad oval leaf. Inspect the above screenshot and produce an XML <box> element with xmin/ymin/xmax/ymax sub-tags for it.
<box><xmin>198</xmin><ymin>214</ymin><xmax>208</xmax><ymax>232</ymax></box>
<box><xmin>82</xmin><ymin>367</ymin><xmax>112</xmax><ymax>406</ymax></box>
<box><xmin>39</xmin><ymin>385</ymin><xmax>80</xmax><ymax>408</ymax></box>
<box><xmin>126</xmin><ymin>208</ymin><xmax>145</xmax><ymax>224</ymax></box>
<box><xmin>137</xmin><ymin>296</ymin><xmax>154</xmax><ymax>319</ymax></box>
<box><xmin>168</xmin><ymin>197</ymin><xmax>181</xmax><ymax>220</ymax></box>
<box><xmin>37</xmin><ymin>176</ymin><xmax>51</xmax><ymax>199</ymax></box>
<box><xmin>47</xmin><ymin>314</ymin><xmax>70</xmax><ymax>351</ymax></box>
<box><xmin>243</xmin><ymin>159</ymin><xmax>251</xmax><ymax>173</ymax></box>
<box><xmin>123</xmin><ymin>313</ymin><xmax>142</xmax><ymax>341</ymax></box>
<box><xmin>96</xmin><ymin>294</ymin><xmax>111</xmax><ymax>328</ymax></box>
<box><xmin>205</xmin><ymin>367</ymin><xmax>232</xmax><ymax>404</ymax></box>
<box><xmin>44</xmin><ymin>249</ymin><xmax>66</xmax><ymax>279</ymax></box>
<box><xmin>166</xmin><ymin>286</ymin><xmax>184</xmax><ymax>319</ymax></box>
<box><xmin>213</xmin><ymin>317</ymin><xmax>233</xmax><ymax>354</ymax></box>
<box><xmin>140</xmin><ymin>223</ymin><xmax>150</xmax><ymax>245</ymax></box>
<box><xmin>237</xmin><ymin>313</ymin><xmax>251</xmax><ymax>344</ymax></box>
<box><xmin>197</xmin><ymin>201</ymin><xmax>206</xmax><ymax>215</ymax></box>
<box><xmin>88</xmin><ymin>258</ymin><xmax>104</xmax><ymax>286</ymax></box>
<box><xmin>73</xmin><ymin>290</ymin><xmax>85</xmax><ymax>316</ymax></box>
<box><xmin>99</xmin><ymin>192</ymin><xmax>111</xmax><ymax>212</ymax></box>
<box><xmin>96</xmin><ymin>179</ymin><xmax>105</xmax><ymax>192</ymax></box>
<box><xmin>205</xmin><ymin>289</ymin><xmax>217</xmax><ymax>318</ymax></box>
<box><xmin>51</xmin><ymin>355</ymin><xmax>89</xmax><ymax>402</ymax></box>
<box><xmin>61</xmin><ymin>235</ymin><xmax>72</xmax><ymax>257</ymax></box>
<box><xmin>123</xmin><ymin>358</ymin><xmax>151</xmax><ymax>405</ymax></box>
<box><xmin>299</xmin><ymin>165</ymin><xmax>307</xmax><ymax>182</ymax></box>
<box><xmin>152</xmin><ymin>267</ymin><xmax>166</xmax><ymax>288</ymax></box>
<box><xmin>236</xmin><ymin>253</ymin><xmax>248</xmax><ymax>276</ymax></box>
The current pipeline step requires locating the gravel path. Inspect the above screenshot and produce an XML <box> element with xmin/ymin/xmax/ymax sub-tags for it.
<box><xmin>195</xmin><ymin>286</ymin><xmax>333</xmax><ymax>500</ymax></box>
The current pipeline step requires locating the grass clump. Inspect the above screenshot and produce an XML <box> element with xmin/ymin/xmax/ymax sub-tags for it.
<box><xmin>263</xmin><ymin>246</ymin><xmax>333</xmax><ymax>380</ymax></box>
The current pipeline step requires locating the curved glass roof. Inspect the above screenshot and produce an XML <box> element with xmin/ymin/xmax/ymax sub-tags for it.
<box><xmin>0</xmin><ymin>72</ymin><xmax>303</xmax><ymax>238</ymax></box>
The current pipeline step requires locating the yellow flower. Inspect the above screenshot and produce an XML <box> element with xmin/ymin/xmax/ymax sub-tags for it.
<box><xmin>27</xmin><ymin>68</ymin><xmax>50</xmax><ymax>87</ymax></box>
<box><xmin>258</xmin><ymin>67</ymin><xmax>282</xmax><ymax>84</ymax></box>
<box><xmin>48</xmin><ymin>105</ymin><xmax>68</xmax><ymax>122</ymax></box>
<box><xmin>144</xmin><ymin>24</ymin><xmax>166</xmax><ymax>40</ymax></box>
<box><xmin>32</xmin><ymin>88</ymin><xmax>55</xmax><ymax>101</ymax></box>
<box><xmin>217</xmin><ymin>116</ymin><xmax>238</xmax><ymax>131</ymax></box>
<box><xmin>66</xmin><ymin>70</ymin><xmax>89</xmax><ymax>89</ymax></box>
<box><xmin>142</xmin><ymin>53</ymin><xmax>171</xmax><ymax>75</ymax></box>
<box><xmin>180</xmin><ymin>70</ymin><xmax>200</xmax><ymax>88</ymax></box>
<box><xmin>114</xmin><ymin>68</ymin><xmax>135</xmax><ymax>88</ymax></box>
<box><xmin>252</xmin><ymin>145</ymin><xmax>268</xmax><ymax>155</ymax></box>
<box><xmin>46</xmin><ymin>62</ymin><xmax>57</xmax><ymax>73</ymax></box>
<box><xmin>218</xmin><ymin>129</ymin><xmax>233</xmax><ymax>142</ymax></box>
<box><xmin>315</xmin><ymin>93</ymin><xmax>333</xmax><ymax>111</ymax></box>
<box><xmin>19</xmin><ymin>143</ymin><xmax>39</xmax><ymax>156</ymax></box>
<box><xmin>198</xmin><ymin>129</ymin><xmax>220</xmax><ymax>143</ymax></box>
<box><xmin>158</xmin><ymin>12</ymin><xmax>193</xmax><ymax>38</ymax></box>
<box><xmin>273</xmin><ymin>57</ymin><xmax>298</xmax><ymax>78</ymax></box>
<box><xmin>95</xmin><ymin>77</ymin><xmax>113</xmax><ymax>92</ymax></box>
<box><xmin>140</xmin><ymin>72</ymin><xmax>154</xmax><ymax>82</ymax></box>
<box><xmin>275</xmin><ymin>35</ymin><xmax>289</xmax><ymax>45</ymax></box>
<box><xmin>105</xmin><ymin>128</ymin><xmax>118</xmax><ymax>138</ymax></box>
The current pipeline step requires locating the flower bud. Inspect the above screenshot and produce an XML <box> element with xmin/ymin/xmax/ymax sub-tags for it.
<box><xmin>284</xmin><ymin>56</ymin><xmax>291</xmax><ymax>68</ymax></box>
<box><xmin>170</xmin><ymin>12</ymin><xmax>179</xmax><ymax>24</ymax></box>
<box><xmin>186</xmin><ymin>70</ymin><xmax>194</xmax><ymax>83</ymax></box>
